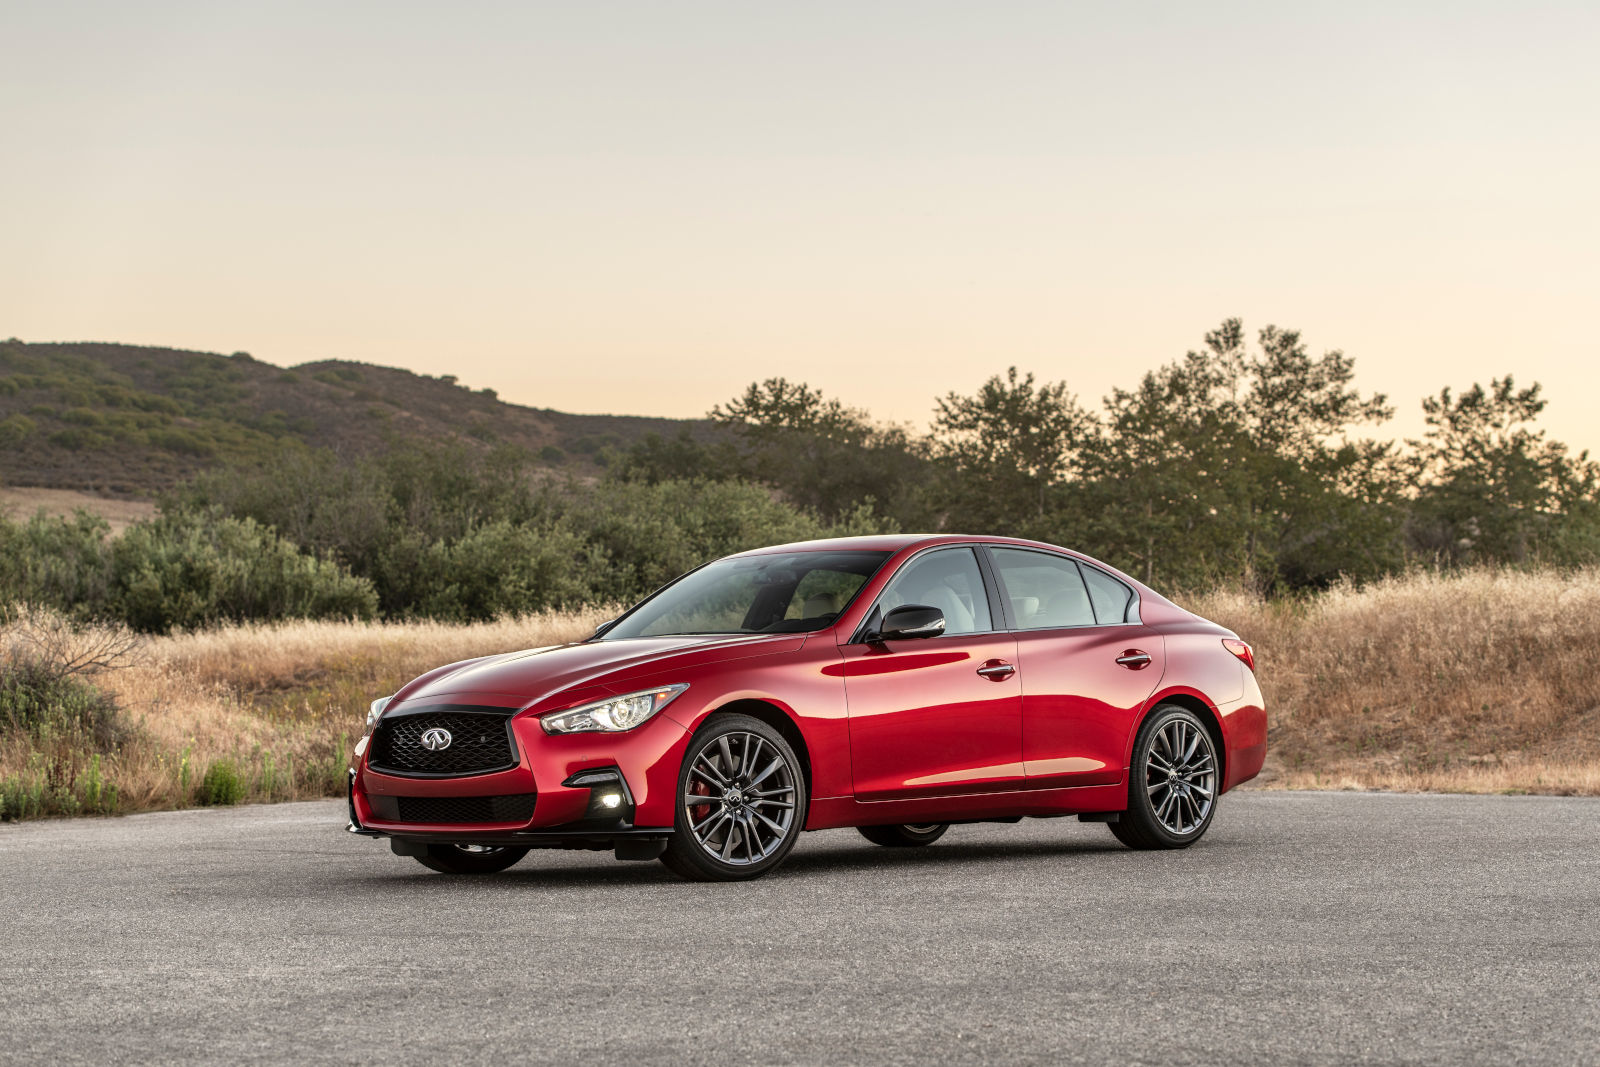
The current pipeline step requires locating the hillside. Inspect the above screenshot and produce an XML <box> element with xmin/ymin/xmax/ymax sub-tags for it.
<box><xmin>0</xmin><ymin>339</ymin><xmax>712</xmax><ymax>495</ymax></box>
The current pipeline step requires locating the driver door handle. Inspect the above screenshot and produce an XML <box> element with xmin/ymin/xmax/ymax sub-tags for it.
<box><xmin>976</xmin><ymin>660</ymin><xmax>1016</xmax><ymax>679</ymax></box>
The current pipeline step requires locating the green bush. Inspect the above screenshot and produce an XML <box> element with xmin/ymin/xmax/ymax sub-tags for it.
<box><xmin>109</xmin><ymin>512</ymin><xmax>379</xmax><ymax>633</ymax></box>
<box><xmin>146</xmin><ymin>427</ymin><xmax>215</xmax><ymax>457</ymax></box>
<box><xmin>158</xmin><ymin>441</ymin><xmax>897</xmax><ymax>618</ymax></box>
<box><xmin>0</xmin><ymin>508</ymin><xmax>378</xmax><ymax>633</ymax></box>
<box><xmin>0</xmin><ymin>413</ymin><xmax>35</xmax><ymax>445</ymax></box>
<box><xmin>0</xmin><ymin>511</ymin><xmax>115</xmax><ymax>616</ymax></box>
<box><xmin>197</xmin><ymin>759</ymin><xmax>244</xmax><ymax>806</ymax></box>
<box><xmin>0</xmin><ymin>660</ymin><xmax>126</xmax><ymax>750</ymax></box>
<box><xmin>555</xmin><ymin>478</ymin><xmax>887</xmax><ymax>603</ymax></box>
<box><xmin>48</xmin><ymin>427</ymin><xmax>111</xmax><ymax>451</ymax></box>
<box><xmin>405</xmin><ymin>521</ymin><xmax>595</xmax><ymax>621</ymax></box>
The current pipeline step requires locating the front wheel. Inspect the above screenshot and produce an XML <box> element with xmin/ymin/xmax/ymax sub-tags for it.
<box><xmin>413</xmin><ymin>844</ymin><xmax>529</xmax><ymax>874</ymax></box>
<box><xmin>1110</xmin><ymin>705</ymin><xmax>1220</xmax><ymax>850</ymax></box>
<box><xmin>857</xmin><ymin>823</ymin><xmax>949</xmax><ymax>848</ymax></box>
<box><xmin>660</xmin><ymin>714</ymin><xmax>809</xmax><ymax>882</ymax></box>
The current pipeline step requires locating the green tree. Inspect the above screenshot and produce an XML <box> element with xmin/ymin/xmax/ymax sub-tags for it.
<box><xmin>709</xmin><ymin>379</ymin><xmax>927</xmax><ymax>525</ymax></box>
<box><xmin>1074</xmin><ymin>320</ymin><xmax>1398</xmax><ymax>589</ymax></box>
<box><xmin>928</xmin><ymin>367</ymin><xmax>1093</xmax><ymax>533</ymax></box>
<box><xmin>612</xmin><ymin>428</ymin><xmax>742</xmax><ymax>485</ymax></box>
<box><xmin>1408</xmin><ymin>377</ymin><xmax>1600</xmax><ymax>564</ymax></box>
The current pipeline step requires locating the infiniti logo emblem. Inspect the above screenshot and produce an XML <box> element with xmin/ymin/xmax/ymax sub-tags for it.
<box><xmin>419</xmin><ymin>727</ymin><xmax>453</xmax><ymax>751</ymax></box>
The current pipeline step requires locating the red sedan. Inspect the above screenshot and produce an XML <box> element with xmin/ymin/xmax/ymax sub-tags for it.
<box><xmin>348</xmin><ymin>535</ymin><xmax>1266</xmax><ymax>881</ymax></box>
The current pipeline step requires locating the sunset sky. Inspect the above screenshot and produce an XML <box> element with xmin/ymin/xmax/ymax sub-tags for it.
<box><xmin>4</xmin><ymin>1</ymin><xmax>1597</xmax><ymax>449</ymax></box>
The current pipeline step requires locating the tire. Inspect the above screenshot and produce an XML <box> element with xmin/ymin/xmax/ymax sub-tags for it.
<box><xmin>660</xmin><ymin>714</ymin><xmax>809</xmax><ymax>882</ymax></box>
<box><xmin>857</xmin><ymin>823</ymin><xmax>949</xmax><ymax>848</ymax></box>
<box><xmin>1109</xmin><ymin>704</ymin><xmax>1220</xmax><ymax>850</ymax></box>
<box><xmin>413</xmin><ymin>844</ymin><xmax>529</xmax><ymax>874</ymax></box>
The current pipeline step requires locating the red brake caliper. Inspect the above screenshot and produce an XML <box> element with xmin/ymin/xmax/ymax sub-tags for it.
<box><xmin>688</xmin><ymin>778</ymin><xmax>713</xmax><ymax>825</ymax></box>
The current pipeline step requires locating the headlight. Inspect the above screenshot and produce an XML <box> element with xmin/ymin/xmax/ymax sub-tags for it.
<box><xmin>540</xmin><ymin>684</ymin><xmax>689</xmax><ymax>735</ymax></box>
<box><xmin>365</xmin><ymin>696</ymin><xmax>392</xmax><ymax>735</ymax></box>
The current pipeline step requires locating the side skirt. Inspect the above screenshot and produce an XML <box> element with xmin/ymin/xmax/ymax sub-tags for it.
<box><xmin>805</xmin><ymin>781</ymin><xmax>1127</xmax><ymax>831</ymax></box>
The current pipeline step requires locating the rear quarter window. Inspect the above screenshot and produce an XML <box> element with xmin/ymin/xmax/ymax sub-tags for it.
<box><xmin>1080</xmin><ymin>564</ymin><xmax>1136</xmax><ymax>624</ymax></box>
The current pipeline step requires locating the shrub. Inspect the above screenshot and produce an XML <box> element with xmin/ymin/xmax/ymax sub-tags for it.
<box><xmin>109</xmin><ymin>512</ymin><xmax>379</xmax><ymax>633</ymax></box>
<box><xmin>405</xmin><ymin>521</ymin><xmax>595</xmax><ymax>621</ymax></box>
<box><xmin>0</xmin><ymin>413</ymin><xmax>35</xmax><ymax>445</ymax></box>
<box><xmin>146</xmin><ymin>427</ymin><xmax>215</xmax><ymax>457</ymax></box>
<box><xmin>197</xmin><ymin>759</ymin><xmax>244</xmax><ymax>806</ymax></box>
<box><xmin>0</xmin><ymin>610</ymin><xmax>135</xmax><ymax>753</ymax></box>
<box><xmin>556</xmin><ymin>478</ymin><xmax>890</xmax><ymax>602</ymax></box>
<box><xmin>48</xmin><ymin>427</ymin><xmax>111</xmax><ymax>451</ymax></box>
<box><xmin>0</xmin><ymin>509</ymin><xmax>379</xmax><ymax>632</ymax></box>
<box><xmin>0</xmin><ymin>660</ymin><xmax>126</xmax><ymax>750</ymax></box>
<box><xmin>61</xmin><ymin>406</ymin><xmax>105</xmax><ymax>426</ymax></box>
<box><xmin>162</xmin><ymin>441</ymin><xmax>900</xmax><ymax>617</ymax></box>
<box><xmin>0</xmin><ymin>512</ymin><xmax>116</xmax><ymax>618</ymax></box>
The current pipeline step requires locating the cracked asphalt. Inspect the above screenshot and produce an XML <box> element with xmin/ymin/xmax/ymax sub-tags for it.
<box><xmin>2</xmin><ymin>791</ymin><xmax>1597</xmax><ymax>1065</ymax></box>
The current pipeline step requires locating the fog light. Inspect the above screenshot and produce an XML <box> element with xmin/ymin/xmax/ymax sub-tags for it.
<box><xmin>561</xmin><ymin>767</ymin><xmax>635</xmax><ymax>823</ymax></box>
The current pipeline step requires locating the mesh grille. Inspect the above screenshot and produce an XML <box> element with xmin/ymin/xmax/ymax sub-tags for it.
<box><xmin>395</xmin><ymin>793</ymin><xmax>537</xmax><ymax>825</ymax></box>
<box><xmin>370</xmin><ymin>710</ymin><xmax>517</xmax><ymax>776</ymax></box>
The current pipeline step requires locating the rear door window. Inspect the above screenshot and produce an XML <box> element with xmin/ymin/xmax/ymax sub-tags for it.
<box><xmin>988</xmin><ymin>548</ymin><xmax>1095</xmax><ymax>629</ymax></box>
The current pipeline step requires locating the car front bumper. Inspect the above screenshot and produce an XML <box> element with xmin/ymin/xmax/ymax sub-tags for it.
<box><xmin>349</xmin><ymin>706</ymin><xmax>691</xmax><ymax>846</ymax></box>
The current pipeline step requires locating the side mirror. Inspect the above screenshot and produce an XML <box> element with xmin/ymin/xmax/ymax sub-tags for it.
<box><xmin>590</xmin><ymin>618</ymin><xmax>618</xmax><ymax>640</ymax></box>
<box><xmin>877</xmin><ymin>604</ymin><xmax>945</xmax><ymax>641</ymax></box>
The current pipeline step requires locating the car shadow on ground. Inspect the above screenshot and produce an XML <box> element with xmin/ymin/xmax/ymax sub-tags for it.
<box><xmin>339</xmin><ymin>828</ymin><xmax>1141</xmax><ymax>889</ymax></box>
<box><xmin>781</xmin><ymin>832</ymin><xmax>1129</xmax><ymax>876</ymax></box>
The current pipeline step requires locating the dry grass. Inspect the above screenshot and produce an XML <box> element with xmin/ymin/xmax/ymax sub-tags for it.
<box><xmin>0</xmin><ymin>607</ymin><xmax>614</xmax><ymax>818</ymax></box>
<box><xmin>0</xmin><ymin>486</ymin><xmax>156</xmax><ymax>533</ymax></box>
<box><xmin>5</xmin><ymin>566</ymin><xmax>1599</xmax><ymax>821</ymax></box>
<box><xmin>1182</xmin><ymin>568</ymin><xmax>1600</xmax><ymax>796</ymax></box>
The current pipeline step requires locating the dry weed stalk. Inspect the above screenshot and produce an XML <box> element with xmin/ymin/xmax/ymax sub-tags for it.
<box><xmin>1</xmin><ymin>606</ymin><xmax>143</xmax><ymax>676</ymax></box>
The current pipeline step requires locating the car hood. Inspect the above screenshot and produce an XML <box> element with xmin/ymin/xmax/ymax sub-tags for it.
<box><xmin>390</xmin><ymin>633</ymin><xmax>806</xmax><ymax>711</ymax></box>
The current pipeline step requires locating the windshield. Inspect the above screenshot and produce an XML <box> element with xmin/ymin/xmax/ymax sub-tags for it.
<box><xmin>599</xmin><ymin>551</ymin><xmax>891</xmax><ymax>640</ymax></box>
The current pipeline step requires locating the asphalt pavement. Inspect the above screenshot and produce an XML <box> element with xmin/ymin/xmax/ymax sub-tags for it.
<box><xmin>2</xmin><ymin>791</ymin><xmax>1597</xmax><ymax>1065</ymax></box>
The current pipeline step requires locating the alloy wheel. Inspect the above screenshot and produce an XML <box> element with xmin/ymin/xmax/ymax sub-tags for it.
<box><xmin>1144</xmin><ymin>717</ymin><xmax>1217</xmax><ymax>835</ymax></box>
<box><xmin>683</xmin><ymin>730</ymin><xmax>799</xmax><ymax>866</ymax></box>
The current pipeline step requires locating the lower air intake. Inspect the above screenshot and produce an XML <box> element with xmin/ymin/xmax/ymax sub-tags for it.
<box><xmin>394</xmin><ymin>794</ymin><xmax>537</xmax><ymax>825</ymax></box>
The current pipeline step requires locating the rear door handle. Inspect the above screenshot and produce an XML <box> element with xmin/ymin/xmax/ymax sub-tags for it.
<box><xmin>1115</xmin><ymin>650</ymin><xmax>1152</xmax><ymax>670</ymax></box>
<box><xmin>976</xmin><ymin>660</ymin><xmax>1016</xmax><ymax>679</ymax></box>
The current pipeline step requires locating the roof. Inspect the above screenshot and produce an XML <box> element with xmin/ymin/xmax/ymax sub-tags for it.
<box><xmin>730</xmin><ymin>533</ymin><xmax>1065</xmax><ymax>556</ymax></box>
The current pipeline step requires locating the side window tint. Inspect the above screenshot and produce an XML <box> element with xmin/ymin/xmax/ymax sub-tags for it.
<box><xmin>877</xmin><ymin>548</ymin><xmax>992</xmax><ymax>636</ymax></box>
<box><xmin>1080</xmin><ymin>565</ymin><xmax>1135</xmax><ymax>624</ymax></box>
<box><xmin>989</xmin><ymin>548</ymin><xmax>1095</xmax><ymax>629</ymax></box>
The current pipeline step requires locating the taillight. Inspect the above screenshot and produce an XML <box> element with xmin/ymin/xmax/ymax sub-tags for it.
<box><xmin>1222</xmin><ymin>638</ymin><xmax>1255</xmax><ymax>673</ymax></box>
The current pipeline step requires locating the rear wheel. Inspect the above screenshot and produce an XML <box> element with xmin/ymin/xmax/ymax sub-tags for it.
<box><xmin>661</xmin><ymin>714</ymin><xmax>808</xmax><ymax>882</ymax></box>
<box><xmin>857</xmin><ymin>823</ymin><xmax>949</xmax><ymax>847</ymax></box>
<box><xmin>1110</xmin><ymin>705</ymin><xmax>1219</xmax><ymax>850</ymax></box>
<box><xmin>413</xmin><ymin>844</ymin><xmax>529</xmax><ymax>874</ymax></box>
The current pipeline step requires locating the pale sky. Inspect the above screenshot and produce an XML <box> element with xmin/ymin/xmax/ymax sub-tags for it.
<box><xmin>3</xmin><ymin>1</ymin><xmax>1597</xmax><ymax>450</ymax></box>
